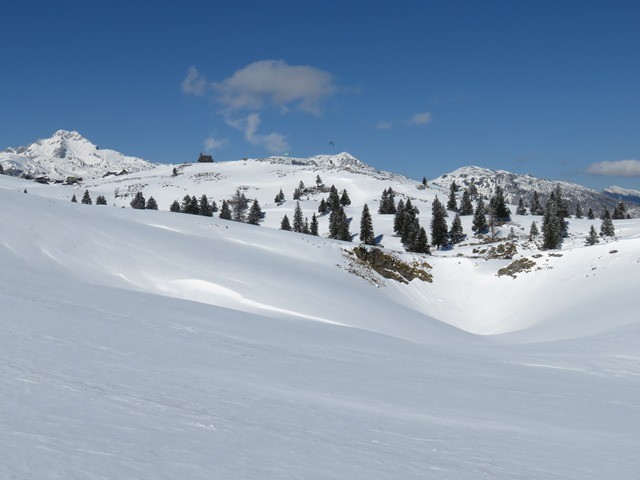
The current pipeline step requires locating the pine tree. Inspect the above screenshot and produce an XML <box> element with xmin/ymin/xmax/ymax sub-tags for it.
<box><xmin>393</xmin><ymin>199</ymin><xmax>406</xmax><ymax>234</ymax></box>
<box><xmin>229</xmin><ymin>189</ymin><xmax>249</xmax><ymax>222</ymax></box>
<box><xmin>472</xmin><ymin>198</ymin><xmax>488</xmax><ymax>234</ymax></box>
<box><xmin>219</xmin><ymin>200</ymin><xmax>232</xmax><ymax>220</ymax></box>
<box><xmin>575</xmin><ymin>202</ymin><xmax>583</xmax><ymax>219</ymax></box>
<box><xmin>600</xmin><ymin>209</ymin><xmax>615</xmax><ymax>237</ymax></box>
<box><xmin>529</xmin><ymin>221</ymin><xmax>539</xmax><ymax>240</ymax></box>
<box><xmin>169</xmin><ymin>200</ymin><xmax>181</xmax><ymax>212</ymax></box>
<box><xmin>541</xmin><ymin>194</ymin><xmax>565</xmax><ymax>249</ymax></box>
<box><xmin>0</xmin><ymin>164</ymin><xmax>4</xmax><ymax>174</ymax></box>
<box><xmin>199</xmin><ymin>194</ymin><xmax>213</xmax><ymax>216</ymax></box>
<box><xmin>293</xmin><ymin>201</ymin><xmax>304</xmax><ymax>232</ymax></box>
<box><xmin>181</xmin><ymin>195</ymin><xmax>193</xmax><ymax>213</ymax></box>
<box><xmin>318</xmin><ymin>198</ymin><xmax>329</xmax><ymax>215</ymax></box>
<box><xmin>146</xmin><ymin>196</ymin><xmax>158</xmax><ymax>210</ymax></box>
<box><xmin>422</xmin><ymin>177</ymin><xmax>428</xmax><ymax>187</ymax></box>
<box><xmin>130</xmin><ymin>191</ymin><xmax>145</xmax><ymax>209</ymax></box>
<box><xmin>516</xmin><ymin>197</ymin><xmax>527</xmax><ymax>215</ymax></box>
<box><xmin>612</xmin><ymin>201</ymin><xmax>627</xmax><ymax>220</ymax></box>
<box><xmin>449</xmin><ymin>213</ymin><xmax>465</xmax><ymax>244</ymax></box>
<box><xmin>489</xmin><ymin>185</ymin><xmax>510</xmax><ymax>221</ymax></box>
<box><xmin>302</xmin><ymin>218</ymin><xmax>310</xmax><ymax>235</ymax></box>
<box><xmin>274</xmin><ymin>188</ymin><xmax>285</xmax><ymax>204</ymax></box>
<box><xmin>293</xmin><ymin>186</ymin><xmax>303</xmax><ymax>200</ymax></box>
<box><xmin>81</xmin><ymin>189</ymin><xmax>92</xmax><ymax>205</ymax></box>
<box><xmin>211</xmin><ymin>200</ymin><xmax>219</xmax><ymax>213</ymax></box>
<box><xmin>315</xmin><ymin>174</ymin><xmax>323</xmax><ymax>187</ymax></box>
<box><xmin>187</xmin><ymin>195</ymin><xmax>200</xmax><ymax>215</ymax></box>
<box><xmin>585</xmin><ymin>225</ymin><xmax>599</xmax><ymax>245</ymax></box>
<box><xmin>431</xmin><ymin>196</ymin><xmax>449</xmax><ymax>249</ymax></box>
<box><xmin>172</xmin><ymin>167</ymin><xmax>178</xmax><ymax>177</ymax></box>
<box><xmin>359</xmin><ymin>203</ymin><xmax>375</xmax><ymax>245</ymax></box>
<box><xmin>554</xmin><ymin>185</ymin><xmax>570</xmax><ymax>218</ymax></box>
<box><xmin>459</xmin><ymin>189</ymin><xmax>474</xmax><ymax>215</ymax></box>
<box><xmin>446</xmin><ymin>183</ymin><xmax>458</xmax><ymax>211</ymax></box>
<box><xmin>71</xmin><ymin>194</ymin><xmax>78</xmax><ymax>203</ymax></box>
<box><xmin>96</xmin><ymin>195</ymin><xmax>107</xmax><ymax>205</ymax></box>
<box><xmin>378</xmin><ymin>189</ymin><xmax>389</xmax><ymax>214</ymax></box>
<box><xmin>327</xmin><ymin>185</ymin><xmax>340</xmax><ymax>211</ymax></box>
<box><xmin>336</xmin><ymin>207</ymin><xmax>351</xmax><ymax>241</ymax></box>
<box><xmin>280</xmin><ymin>214</ymin><xmax>292</xmax><ymax>231</ymax></box>
<box><xmin>339</xmin><ymin>189</ymin><xmax>351</xmax><ymax>207</ymax></box>
<box><xmin>413</xmin><ymin>227</ymin><xmax>430</xmax><ymax>254</ymax></box>
<box><xmin>247</xmin><ymin>200</ymin><xmax>264</xmax><ymax>225</ymax></box>
<box><xmin>310</xmin><ymin>213</ymin><xmax>319</xmax><ymax>236</ymax></box>
<box><xmin>587</xmin><ymin>207</ymin><xmax>595</xmax><ymax>219</ymax></box>
<box><xmin>530</xmin><ymin>191</ymin><xmax>543</xmax><ymax>215</ymax></box>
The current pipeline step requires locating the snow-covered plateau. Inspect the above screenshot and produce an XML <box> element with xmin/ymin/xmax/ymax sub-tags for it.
<box><xmin>1</xmin><ymin>132</ymin><xmax>640</xmax><ymax>479</ymax></box>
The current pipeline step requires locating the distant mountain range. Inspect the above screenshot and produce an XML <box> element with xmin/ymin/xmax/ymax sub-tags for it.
<box><xmin>1</xmin><ymin>130</ymin><xmax>637</xmax><ymax>216</ymax></box>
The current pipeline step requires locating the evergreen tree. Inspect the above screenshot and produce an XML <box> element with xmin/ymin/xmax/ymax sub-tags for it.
<box><xmin>336</xmin><ymin>207</ymin><xmax>351</xmax><ymax>241</ymax></box>
<box><xmin>541</xmin><ymin>193</ymin><xmax>565</xmax><ymax>249</ymax></box>
<box><xmin>146</xmin><ymin>196</ymin><xmax>158</xmax><ymax>210</ymax></box>
<box><xmin>280</xmin><ymin>214</ymin><xmax>292</xmax><ymax>231</ymax></box>
<box><xmin>585</xmin><ymin>225</ymin><xmax>599</xmax><ymax>245</ymax></box>
<box><xmin>292</xmin><ymin>201</ymin><xmax>304</xmax><ymax>232</ymax></box>
<box><xmin>229</xmin><ymin>189</ymin><xmax>249</xmax><ymax>222</ymax></box>
<box><xmin>327</xmin><ymin>185</ymin><xmax>341</xmax><ymax>211</ymax></box>
<box><xmin>302</xmin><ymin>218</ymin><xmax>310</xmax><ymax>235</ymax></box>
<box><xmin>130</xmin><ymin>191</ymin><xmax>145</xmax><ymax>209</ymax></box>
<box><xmin>431</xmin><ymin>197</ymin><xmax>449</xmax><ymax>249</ymax></box>
<box><xmin>293</xmin><ymin>186</ymin><xmax>303</xmax><ymax>200</ymax></box>
<box><xmin>612</xmin><ymin>201</ymin><xmax>627</xmax><ymax>220</ymax></box>
<box><xmin>489</xmin><ymin>185</ymin><xmax>510</xmax><ymax>221</ymax></box>
<box><xmin>422</xmin><ymin>177</ymin><xmax>428</xmax><ymax>187</ymax></box>
<box><xmin>339</xmin><ymin>189</ymin><xmax>351</xmax><ymax>207</ymax></box>
<box><xmin>315</xmin><ymin>174</ymin><xmax>323</xmax><ymax>187</ymax></box>
<box><xmin>587</xmin><ymin>207</ymin><xmax>595</xmax><ymax>220</ymax></box>
<box><xmin>600</xmin><ymin>209</ymin><xmax>615</xmax><ymax>237</ymax></box>
<box><xmin>459</xmin><ymin>189</ymin><xmax>474</xmax><ymax>215</ymax></box>
<box><xmin>211</xmin><ymin>200</ymin><xmax>219</xmax><ymax>213</ymax></box>
<box><xmin>529</xmin><ymin>221</ymin><xmax>539</xmax><ymax>240</ymax></box>
<box><xmin>412</xmin><ymin>227</ymin><xmax>430</xmax><ymax>254</ymax></box>
<box><xmin>0</xmin><ymin>164</ymin><xmax>3</xmax><ymax>174</ymax></box>
<box><xmin>575</xmin><ymin>202</ymin><xmax>583</xmax><ymax>219</ymax></box>
<box><xmin>181</xmin><ymin>195</ymin><xmax>193</xmax><ymax>213</ymax></box>
<box><xmin>274</xmin><ymin>188</ymin><xmax>285</xmax><ymax>204</ymax></box>
<box><xmin>449</xmin><ymin>213</ymin><xmax>465</xmax><ymax>244</ymax></box>
<box><xmin>446</xmin><ymin>182</ymin><xmax>458</xmax><ymax>211</ymax></box>
<box><xmin>247</xmin><ymin>200</ymin><xmax>264</xmax><ymax>225</ymax></box>
<box><xmin>172</xmin><ymin>167</ymin><xmax>178</xmax><ymax>177</ymax></box>
<box><xmin>169</xmin><ymin>200</ymin><xmax>181</xmax><ymax>212</ymax></box>
<box><xmin>187</xmin><ymin>195</ymin><xmax>200</xmax><ymax>215</ymax></box>
<box><xmin>318</xmin><ymin>198</ymin><xmax>329</xmax><ymax>215</ymax></box>
<box><xmin>467</xmin><ymin>183</ymin><xmax>479</xmax><ymax>199</ymax></box>
<box><xmin>554</xmin><ymin>185</ymin><xmax>570</xmax><ymax>218</ymax></box>
<box><xmin>96</xmin><ymin>195</ymin><xmax>107</xmax><ymax>205</ymax></box>
<box><xmin>530</xmin><ymin>191</ymin><xmax>543</xmax><ymax>215</ymax></box>
<box><xmin>71</xmin><ymin>194</ymin><xmax>77</xmax><ymax>203</ymax></box>
<box><xmin>219</xmin><ymin>200</ymin><xmax>232</xmax><ymax>220</ymax></box>
<box><xmin>393</xmin><ymin>199</ymin><xmax>406</xmax><ymax>234</ymax></box>
<box><xmin>378</xmin><ymin>188</ymin><xmax>396</xmax><ymax>214</ymax></box>
<box><xmin>199</xmin><ymin>194</ymin><xmax>213</xmax><ymax>216</ymax></box>
<box><xmin>516</xmin><ymin>197</ymin><xmax>527</xmax><ymax>215</ymax></box>
<box><xmin>472</xmin><ymin>198</ymin><xmax>488</xmax><ymax>234</ymax></box>
<box><xmin>81</xmin><ymin>189</ymin><xmax>92</xmax><ymax>205</ymax></box>
<box><xmin>359</xmin><ymin>203</ymin><xmax>376</xmax><ymax>245</ymax></box>
<box><xmin>310</xmin><ymin>213</ymin><xmax>319</xmax><ymax>236</ymax></box>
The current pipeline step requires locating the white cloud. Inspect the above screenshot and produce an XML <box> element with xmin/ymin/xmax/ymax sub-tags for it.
<box><xmin>407</xmin><ymin>112</ymin><xmax>432</xmax><ymax>125</ymax></box>
<box><xmin>203</xmin><ymin>136</ymin><xmax>228</xmax><ymax>151</ymax></box>
<box><xmin>375</xmin><ymin>120</ymin><xmax>392</xmax><ymax>130</ymax></box>
<box><xmin>181</xmin><ymin>66</ymin><xmax>208</xmax><ymax>95</ymax></box>
<box><xmin>227</xmin><ymin>113</ymin><xmax>289</xmax><ymax>154</ymax></box>
<box><xmin>586</xmin><ymin>159</ymin><xmax>640</xmax><ymax>177</ymax></box>
<box><xmin>213</xmin><ymin>60</ymin><xmax>336</xmax><ymax>114</ymax></box>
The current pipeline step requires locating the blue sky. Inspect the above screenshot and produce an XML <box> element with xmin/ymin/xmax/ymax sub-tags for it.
<box><xmin>1</xmin><ymin>1</ymin><xmax>639</xmax><ymax>190</ymax></box>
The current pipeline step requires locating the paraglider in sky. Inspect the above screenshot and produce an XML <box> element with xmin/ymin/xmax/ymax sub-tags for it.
<box><xmin>329</xmin><ymin>141</ymin><xmax>334</xmax><ymax>146</ymax></box>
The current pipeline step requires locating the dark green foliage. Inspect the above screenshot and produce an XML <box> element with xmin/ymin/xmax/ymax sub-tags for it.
<box><xmin>554</xmin><ymin>185</ymin><xmax>570</xmax><ymax>218</ymax></box>
<box><xmin>130</xmin><ymin>191</ymin><xmax>145</xmax><ymax>209</ymax></box>
<box><xmin>422</xmin><ymin>177</ymin><xmax>427</xmax><ymax>187</ymax></box>
<box><xmin>359</xmin><ymin>203</ymin><xmax>376</xmax><ymax>245</ymax></box>
<box><xmin>23</xmin><ymin>189</ymin><xmax>27</xmax><ymax>193</ymax></box>
<box><xmin>339</xmin><ymin>189</ymin><xmax>351</xmax><ymax>207</ymax></box>
<box><xmin>529</xmin><ymin>221</ymin><xmax>539</xmax><ymax>239</ymax></box>
<box><xmin>274</xmin><ymin>188</ymin><xmax>285</xmax><ymax>204</ymax></box>
<box><xmin>310</xmin><ymin>213</ymin><xmax>319</xmax><ymax>236</ymax></box>
<box><xmin>0</xmin><ymin>164</ymin><xmax>3</xmax><ymax>174</ymax></box>
<box><xmin>530</xmin><ymin>191</ymin><xmax>543</xmax><ymax>215</ymax></box>
<box><xmin>412</xmin><ymin>227</ymin><xmax>430</xmax><ymax>254</ymax></box>
<box><xmin>472</xmin><ymin>198</ymin><xmax>488</xmax><ymax>234</ymax></box>
<box><xmin>575</xmin><ymin>202</ymin><xmax>583</xmax><ymax>219</ymax></box>
<box><xmin>71</xmin><ymin>194</ymin><xmax>77</xmax><ymax>203</ymax></box>
<box><xmin>219</xmin><ymin>200</ymin><xmax>232</xmax><ymax>220</ymax></box>
<box><xmin>459</xmin><ymin>189</ymin><xmax>474</xmax><ymax>215</ymax></box>
<box><xmin>81</xmin><ymin>189</ymin><xmax>92</xmax><ymax>205</ymax></box>
<box><xmin>146</xmin><ymin>196</ymin><xmax>158</xmax><ymax>210</ymax></box>
<box><xmin>393</xmin><ymin>199</ymin><xmax>405</xmax><ymax>234</ymax></box>
<box><xmin>467</xmin><ymin>183</ymin><xmax>479</xmax><ymax>199</ymax></box>
<box><xmin>449</xmin><ymin>213</ymin><xmax>465</xmax><ymax>244</ymax></box>
<box><xmin>229</xmin><ymin>189</ymin><xmax>249</xmax><ymax>222</ymax></box>
<box><xmin>181</xmin><ymin>195</ymin><xmax>199</xmax><ymax>214</ymax></box>
<box><xmin>329</xmin><ymin>206</ymin><xmax>351</xmax><ymax>241</ymax></box>
<box><xmin>587</xmin><ymin>207</ymin><xmax>595</xmax><ymax>220</ymax></box>
<box><xmin>293</xmin><ymin>201</ymin><xmax>304</xmax><ymax>232</ymax></box>
<box><xmin>172</xmin><ymin>167</ymin><xmax>178</xmax><ymax>177</ymax></box>
<box><xmin>327</xmin><ymin>185</ymin><xmax>340</xmax><ymax>211</ymax></box>
<box><xmin>541</xmin><ymin>193</ymin><xmax>566</xmax><ymax>249</ymax></box>
<box><xmin>302</xmin><ymin>218</ymin><xmax>310</xmax><ymax>234</ymax></box>
<box><xmin>489</xmin><ymin>185</ymin><xmax>510</xmax><ymax>221</ymax></box>
<box><xmin>612</xmin><ymin>201</ymin><xmax>627</xmax><ymax>220</ymax></box>
<box><xmin>211</xmin><ymin>200</ymin><xmax>218</xmax><ymax>213</ymax></box>
<box><xmin>199</xmin><ymin>195</ymin><xmax>213</xmax><ymax>216</ymax></box>
<box><xmin>280</xmin><ymin>214</ymin><xmax>292</xmax><ymax>231</ymax></box>
<box><xmin>585</xmin><ymin>225</ymin><xmax>599</xmax><ymax>245</ymax></box>
<box><xmin>600</xmin><ymin>209</ymin><xmax>615</xmax><ymax>237</ymax></box>
<box><xmin>315</xmin><ymin>174</ymin><xmax>323</xmax><ymax>187</ymax></box>
<box><xmin>446</xmin><ymin>183</ymin><xmax>458</xmax><ymax>211</ymax></box>
<box><xmin>247</xmin><ymin>200</ymin><xmax>264</xmax><ymax>225</ymax></box>
<box><xmin>169</xmin><ymin>200</ymin><xmax>181</xmax><ymax>212</ymax></box>
<box><xmin>318</xmin><ymin>198</ymin><xmax>329</xmax><ymax>215</ymax></box>
<box><xmin>378</xmin><ymin>188</ymin><xmax>396</xmax><ymax>214</ymax></box>
<box><xmin>516</xmin><ymin>197</ymin><xmax>527</xmax><ymax>215</ymax></box>
<box><xmin>293</xmin><ymin>187</ymin><xmax>303</xmax><ymax>200</ymax></box>
<box><xmin>430</xmin><ymin>196</ymin><xmax>449</xmax><ymax>249</ymax></box>
<box><xmin>96</xmin><ymin>195</ymin><xmax>107</xmax><ymax>205</ymax></box>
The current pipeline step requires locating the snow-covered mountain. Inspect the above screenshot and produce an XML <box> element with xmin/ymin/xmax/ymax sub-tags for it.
<box><xmin>0</xmin><ymin>130</ymin><xmax>153</xmax><ymax>180</ymax></box>
<box><xmin>432</xmin><ymin>165</ymin><xmax>639</xmax><ymax>215</ymax></box>
<box><xmin>603</xmin><ymin>185</ymin><xmax>640</xmax><ymax>204</ymax></box>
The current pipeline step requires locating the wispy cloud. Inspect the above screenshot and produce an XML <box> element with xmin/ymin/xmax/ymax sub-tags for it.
<box><xmin>226</xmin><ymin>113</ymin><xmax>289</xmax><ymax>153</ymax></box>
<box><xmin>181</xmin><ymin>66</ymin><xmax>208</xmax><ymax>95</ymax></box>
<box><xmin>586</xmin><ymin>159</ymin><xmax>640</xmax><ymax>177</ymax></box>
<box><xmin>407</xmin><ymin>112</ymin><xmax>432</xmax><ymax>125</ymax></box>
<box><xmin>374</xmin><ymin>120</ymin><xmax>392</xmax><ymax>130</ymax></box>
<box><xmin>203</xmin><ymin>136</ymin><xmax>228</xmax><ymax>152</ymax></box>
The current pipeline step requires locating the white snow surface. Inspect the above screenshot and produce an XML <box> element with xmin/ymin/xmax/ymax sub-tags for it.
<box><xmin>2</xmin><ymin>160</ymin><xmax>640</xmax><ymax>478</ymax></box>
